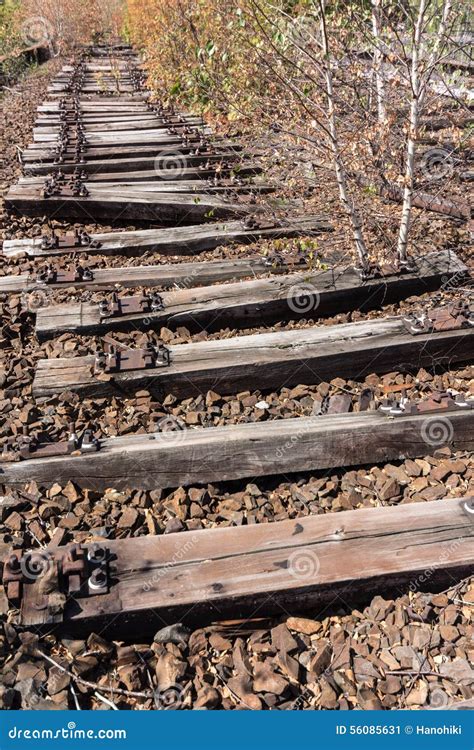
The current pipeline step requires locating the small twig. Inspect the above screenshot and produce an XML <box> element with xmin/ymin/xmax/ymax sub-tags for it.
<box><xmin>94</xmin><ymin>690</ymin><xmax>119</xmax><ymax>710</ymax></box>
<box><xmin>386</xmin><ymin>669</ymin><xmax>453</xmax><ymax>680</ymax></box>
<box><xmin>35</xmin><ymin>649</ymin><xmax>154</xmax><ymax>700</ymax></box>
<box><xmin>436</xmin><ymin>576</ymin><xmax>473</xmax><ymax>596</ymax></box>
<box><xmin>452</xmin><ymin>597</ymin><xmax>474</xmax><ymax>607</ymax></box>
<box><xmin>69</xmin><ymin>683</ymin><xmax>81</xmax><ymax>710</ymax></box>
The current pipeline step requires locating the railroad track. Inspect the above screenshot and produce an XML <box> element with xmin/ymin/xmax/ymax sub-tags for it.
<box><xmin>1</xmin><ymin>43</ymin><xmax>473</xmax><ymax>635</ymax></box>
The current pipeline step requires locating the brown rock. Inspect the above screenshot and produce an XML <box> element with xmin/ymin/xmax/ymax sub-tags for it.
<box><xmin>379</xmin><ymin>676</ymin><xmax>402</xmax><ymax>694</ymax></box>
<box><xmin>307</xmin><ymin>640</ymin><xmax>332</xmax><ymax>676</ymax></box>
<box><xmin>439</xmin><ymin>625</ymin><xmax>460</xmax><ymax>642</ymax></box>
<box><xmin>406</xmin><ymin>680</ymin><xmax>428</xmax><ymax>706</ymax></box>
<box><xmin>379</xmin><ymin>478</ymin><xmax>401</xmax><ymax>502</ymax></box>
<box><xmin>117</xmin><ymin>507</ymin><xmax>139</xmax><ymax>529</ymax></box>
<box><xmin>419</xmin><ymin>486</ymin><xmax>446</xmax><ymax>502</ymax></box>
<box><xmin>195</xmin><ymin>685</ymin><xmax>220</xmax><ymax>708</ymax></box>
<box><xmin>47</xmin><ymin>665</ymin><xmax>71</xmax><ymax>695</ymax></box>
<box><xmin>271</xmin><ymin>623</ymin><xmax>298</xmax><ymax>654</ymax></box>
<box><xmin>4</xmin><ymin>511</ymin><xmax>23</xmax><ymax>531</ymax></box>
<box><xmin>319</xmin><ymin>680</ymin><xmax>338</xmax><ymax>709</ymax></box>
<box><xmin>253</xmin><ymin>661</ymin><xmax>288</xmax><ymax>695</ymax></box>
<box><xmin>439</xmin><ymin>659</ymin><xmax>474</xmax><ymax>684</ymax></box>
<box><xmin>226</xmin><ymin>675</ymin><xmax>262</xmax><ymax>710</ymax></box>
<box><xmin>209</xmin><ymin>633</ymin><xmax>232</xmax><ymax>652</ymax></box>
<box><xmin>155</xmin><ymin>652</ymin><xmax>187</xmax><ymax>691</ymax></box>
<box><xmin>286</xmin><ymin>617</ymin><xmax>320</xmax><ymax>635</ymax></box>
<box><xmin>353</xmin><ymin>657</ymin><xmax>381</xmax><ymax>681</ymax></box>
<box><xmin>357</xmin><ymin>687</ymin><xmax>383</xmax><ymax>710</ymax></box>
<box><xmin>379</xmin><ymin>649</ymin><xmax>401</xmax><ymax>671</ymax></box>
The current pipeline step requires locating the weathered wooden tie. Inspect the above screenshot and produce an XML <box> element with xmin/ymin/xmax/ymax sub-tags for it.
<box><xmin>0</xmin><ymin>405</ymin><xmax>472</xmax><ymax>491</ymax></box>
<box><xmin>33</xmin><ymin>307</ymin><xmax>474</xmax><ymax>398</ymax></box>
<box><xmin>354</xmin><ymin>173</ymin><xmax>471</xmax><ymax>220</ymax></box>
<box><xmin>5</xmin><ymin>189</ymin><xmax>254</xmax><ymax>223</ymax></box>
<box><xmin>33</xmin><ymin>250</ymin><xmax>469</xmax><ymax>340</ymax></box>
<box><xmin>0</xmin><ymin>254</ymin><xmax>308</xmax><ymax>295</ymax></box>
<box><xmin>3</xmin><ymin>498</ymin><xmax>473</xmax><ymax>633</ymax></box>
<box><xmin>2</xmin><ymin>216</ymin><xmax>332</xmax><ymax>260</ymax></box>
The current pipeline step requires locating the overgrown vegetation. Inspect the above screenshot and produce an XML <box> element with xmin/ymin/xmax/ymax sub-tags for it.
<box><xmin>1</xmin><ymin>0</ymin><xmax>125</xmax><ymax>59</ymax></box>
<box><xmin>126</xmin><ymin>0</ymin><xmax>472</xmax><ymax>267</ymax></box>
<box><xmin>0</xmin><ymin>0</ymin><xmax>23</xmax><ymax>55</ymax></box>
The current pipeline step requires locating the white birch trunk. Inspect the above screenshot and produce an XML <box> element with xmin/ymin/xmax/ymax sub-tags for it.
<box><xmin>397</xmin><ymin>0</ymin><xmax>452</xmax><ymax>264</ymax></box>
<box><xmin>371</xmin><ymin>0</ymin><xmax>387</xmax><ymax>124</ymax></box>
<box><xmin>318</xmin><ymin>0</ymin><xmax>369</xmax><ymax>269</ymax></box>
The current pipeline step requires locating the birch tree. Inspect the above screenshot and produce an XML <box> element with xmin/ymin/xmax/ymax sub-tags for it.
<box><xmin>371</xmin><ymin>0</ymin><xmax>387</xmax><ymax>124</ymax></box>
<box><xmin>396</xmin><ymin>0</ymin><xmax>453</xmax><ymax>266</ymax></box>
<box><xmin>317</xmin><ymin>0</ymin><xmax>370</xmax><ymax>271</ymax></box>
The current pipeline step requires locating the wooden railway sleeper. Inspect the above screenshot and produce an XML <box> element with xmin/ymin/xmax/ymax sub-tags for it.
<box><xmin>462</xmin><ymin>498</ymin><xmax>474</xmax><ymax>522</ymax></box>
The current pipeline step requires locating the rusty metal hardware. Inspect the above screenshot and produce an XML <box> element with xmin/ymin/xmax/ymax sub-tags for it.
<box><xmin>2</xmin><ymin>550</ymin><xmax>60</xmax><ymax>608</ymax></box>
<box><xmin>404</xmin><ymin>301</ymin><xmax>474</xmax><ymax>335</ymax></box>
<box><xmin>61</xmin><ymin>543</ymin><xmax>109</xmax><ymax>597</ymax></box>
<box><xmin>207</xmin><ymin>176</ymin><xmax>243</xmax><ymax>189</ymax></box>
<box><xmin>262</xmin><ymin>250</ymin><xmax>306</xmax><ymax>269</ymax></box>
<box><xmin>1</xmin><ymin>543</ymin><xmax>110</xmax><ymax>607</ymax></box>
<box><xmin>243</xmin><ymin>216</ymin><xmax>281</xmax><ymax>231</ymax></box>
<box><xmin>2</xmin><ymin>553</ymin><xmax>25</xmax><ymax>607</ymax></box>
<box><xmin>379</xmin><ymin>390</ymin><xmax>474</xmax><ymax>417</ymax></box>
<box><xmin>41</xmin><ymin>229</ymin><xmax>101</xmax><ymax>251</ymax></box>
<box><xmin>42</xmin><ymin>173</ymin><xmax>90</xmax><ymax>199</ymax></box>
<box><xmin>57</xmin><ymin>181</ymin><xmax>89</xmax><ymax>198</ymax></box>
<box><xmin>3</xmin><ymin>425</ymin><xmax>100</xmax><ymax>462</ymax></box>
<box><xmin>81</xmin><ymin>430</ymin><xmax>100</xmax><ymax>453</ymax></box>
<box><xmin>36</xmin><ymin>264</ymin><xmax>94</xmax><ymax>285</ymax></box>
<box><xmin>263</xmin><ymin>251</ymin><xmax>285</xmax><ymax>268</ymax></box>
<box><xmin>94</xmin><ymin>343</ymin><xmax>171</xmax><ymax>374</ymax></box>
<box><xmin>52</xmin><ymin>95</ymin><xmax>88</xmax><ymax>165</ymax></box>
<box><xmin>358</xmin><ymin>388</ymin><xmax>374</xmax><ymax>412</ymax></box>
<box><xmin>461</xmin><ymin>498</ymin><xmax>474</xmax><ymax>522</ymax></box>
<box><xmin>200</xmin><ymin>159</ymin><xmax>233</xmax><ymax>173</ymax></box>
<box><xmin>358</xmin><ymin>262</ymin><xmax>401</xmax><ymax>281</ymax></box>
<box><xmin>18</xmin><ymin>428</ymin><xmax>78</xmax><ymax>460</ymax></box>
<box><xmin>99</xmin><ymin>292</ymin><xmax>164</xmax><ymax>318</ymax></box>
